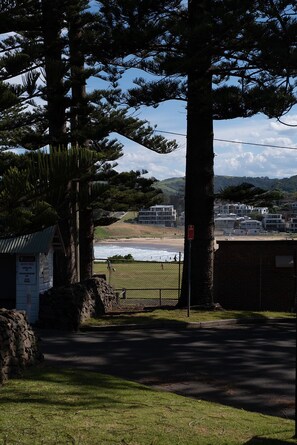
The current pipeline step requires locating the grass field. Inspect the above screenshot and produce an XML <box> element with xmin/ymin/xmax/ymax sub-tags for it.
<box><xmin>93</xmin><ymin>261</ymin><xmax>182</xmax><ymax>300</ymax></box>
<box><xmin>0</xmin><ymin>366</ymin><xmax>295</xmax><ymax>445</ymax></box>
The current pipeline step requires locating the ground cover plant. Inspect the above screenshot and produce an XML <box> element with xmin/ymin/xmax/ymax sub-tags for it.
<box><xmin>0</xmin><ymin>367</ymin><xmax>295</xmax><ymax>445</ymax></box>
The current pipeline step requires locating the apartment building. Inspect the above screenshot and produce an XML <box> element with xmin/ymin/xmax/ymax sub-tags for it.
<box><xmin>262</xmin><ymin>214</ymin><xmax>286</xmax><ymax>231</ymax></box>
<box><xmin>289</xmin><ymin>217</ymin><xmax>297</xmax><ymax>232</ymax></box>
<box><xmin>239</xmin><ymin>219</ymin><xmax>262</xmax><ymax>233</ymax></box>
<box><xmin>138</xmin><ymin>205</ymin><xmax>177</xmax><ymax>227</ymax></box>
<box><xmin>215</xmin><ymin>203</ymin><xmax>268</xmax><ymax>217</ymax></box>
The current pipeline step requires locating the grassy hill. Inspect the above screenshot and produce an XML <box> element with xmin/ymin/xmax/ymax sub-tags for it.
<box><xmin>94</xmin><ymin>212</ymin><xmax>183</xmax><ymax>240</ymax></box>
<box><xmin>157</xmin><ymin>174</ymin><xmax>297</xmax><ymax>195</ymax></box>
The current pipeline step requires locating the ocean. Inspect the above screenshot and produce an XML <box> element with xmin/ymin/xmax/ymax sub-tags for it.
<box><xmin>94</xmin><ymin>243</ymin><xmax>183</xmax><ymax>262</ymax></box>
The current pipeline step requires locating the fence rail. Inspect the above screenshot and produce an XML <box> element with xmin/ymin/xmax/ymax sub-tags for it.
<box><xmin>114</xmin><ymin>287</ymin><xmax>179</xmax><ymax>307</ymax></box>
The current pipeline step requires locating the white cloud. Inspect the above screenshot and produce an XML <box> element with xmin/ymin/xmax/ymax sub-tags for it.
<box><xmin>105</xmin><ymin>105</ymin><xmax>297</xmax><ymax>180</ymax></box>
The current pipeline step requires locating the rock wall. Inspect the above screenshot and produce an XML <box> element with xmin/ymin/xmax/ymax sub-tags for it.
<box><xmin>0</xmin><ymin>309</ymin><xmax>43</xmax><ymax>383</ymax></box>
<box><xmin>39</xmin><ymin>277</ymin><xmax>118</xmax><ymax>330</ymax></box>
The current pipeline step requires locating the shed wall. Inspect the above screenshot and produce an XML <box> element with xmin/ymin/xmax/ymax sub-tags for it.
<box><xmin>214</xmin><ymin>240</ymin><xmax>297</xmax><ymax>311</ymax></box>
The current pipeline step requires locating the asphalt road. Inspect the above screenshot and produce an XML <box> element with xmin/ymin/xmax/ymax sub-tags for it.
<box><xmin>37</xmin><ymin>321</ymin><xmax>295</xmax><ymax>419</ymax></box>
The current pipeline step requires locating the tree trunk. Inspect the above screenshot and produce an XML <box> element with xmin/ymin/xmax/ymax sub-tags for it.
<box><xmin>67</xmin><ymin>3</ymin><xmax>94</xmax><ymax>281</ymax></box>
<box><xmin>79</xmin><ymin>207</ymin><xmax>94</xmax><ymax>281</ymax></box>
<box><xmin>178</xmin><ymin>0</ymin><xmax>215</xmax><ymax>307</ymax></box>
<box><xmin>41</xmin><ymin>0</ymin><xmax>67</xmax><ymax>148</ymax></box>
<box><xmin>41</xmin><ymin>0</ymin><xmax>79</xmax><ymax>285</ymax></box>
<box><xmin>55</xmin><ymin>182</ymin><xmax>78</xmax><ymax>285</ymax></box>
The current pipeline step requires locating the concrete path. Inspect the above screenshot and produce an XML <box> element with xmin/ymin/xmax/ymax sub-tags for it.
<box><xmin>37</xmin><ymin>321</ymin><xmax>295</xmax><ymax>419</ymax></box>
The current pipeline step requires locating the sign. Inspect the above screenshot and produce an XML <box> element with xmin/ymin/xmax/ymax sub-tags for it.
<box><xmin>187</xmin><ymin>225</ymin><xmax>195</xmax><ymax>240</ymax></box>
<box><xmin>17</xmin><ymin>255</ymin><xmax>37</xmax><ymax>285</ymax></box>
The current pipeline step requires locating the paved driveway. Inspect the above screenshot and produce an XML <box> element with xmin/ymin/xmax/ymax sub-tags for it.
<box><xmin>37</xmin><ymin>321</ymin><xmax>295</xmax><ymax>419</ymax></box>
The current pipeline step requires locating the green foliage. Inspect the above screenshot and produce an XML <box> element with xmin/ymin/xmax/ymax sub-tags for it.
<box><xmin>107</xmin><ymin>253</ymin><xmax>134</xmax><ymax>261</ymax></box>
<box><xmin>217</xmin><ymin>182</ymin><xmax>284</xmax><ymax>207</ymax></box>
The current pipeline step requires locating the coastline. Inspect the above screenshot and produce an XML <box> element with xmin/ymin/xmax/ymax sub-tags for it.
<box><xmin>95</xmin><ymin>237</ymin><xmax>184</xmax><ymax>250</ymax></box>
<box><xmin>94</xmin><ymin>233</ymin><xmax>291</xmax><ymax>251</ymax></box>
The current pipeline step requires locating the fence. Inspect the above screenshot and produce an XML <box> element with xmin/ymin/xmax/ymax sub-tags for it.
<box><xmin>93</xmin><ymin>255</ymin><xmax>183</xmax><ymax>308</ymax></box>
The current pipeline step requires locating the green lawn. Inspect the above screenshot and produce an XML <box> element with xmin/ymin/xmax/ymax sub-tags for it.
<box><xmin>0</xmin><ymin>366</ymin><xmax>295</xmax><ymax>445</ymax></box>
<box><xmin>83</xmin><ymin>308</ymin><xmax>295</xmax><ymax>327</ymax></box>
<box><xmin>93</xmin><ymin>261</ymin><xmax>181</xmax><ymax>297</ymax></box>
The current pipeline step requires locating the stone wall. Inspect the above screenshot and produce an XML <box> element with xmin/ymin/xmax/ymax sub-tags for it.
<box><xmin>0</xmin><ymin>309</ymin><xmax>43</xmax><ymax>383</ymax></box>
<box><xmin>39</xmin><ymin>277</ymin><xmax>118</xmax><ymax>330</ymax></box>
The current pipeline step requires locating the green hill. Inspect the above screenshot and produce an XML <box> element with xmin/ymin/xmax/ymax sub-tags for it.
<box><xmin>156</xmin><ymin>175</ymin><xmax>297</xmax><ymax>213</ymax></box>
<box><xmin>157</xmin><ymin>174</ymin><xmax>297</xmax><ymax>195</ymax></box>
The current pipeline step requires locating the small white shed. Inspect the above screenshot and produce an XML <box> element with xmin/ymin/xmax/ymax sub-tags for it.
<box><xmin>0</xmin><ymin>226</ymin><xmax>64</xmax><ymax>323</ymax></box>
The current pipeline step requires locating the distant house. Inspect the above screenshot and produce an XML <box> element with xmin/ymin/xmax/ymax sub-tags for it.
<box><xmin>289</xmin><ymin>217</ymin><xmax>297</xmax><ymax>233</ymax></box>
<box><xmin>239</xmin><ymin>219</ymin><xmax>262</xmax><ymax>233</ymax></box>
<box><xmin>214</xmin><ymin>216</ymin><xmax>236</xmax><ymax>232</ymax></box>
<box><xmin>0</xmin><ymin>226</ymin><xmax>64</xmax><ymax>323</ymax></box>
<box><xmin>138</xmin><ymin>205</ymin><xmax>177</xmax><ymax>227</ymax></box>
<box><xmin>215</xmin><ymin>203</ymin><xmax>268</xmax><ymax>217</ymax></box>
<box><xmin>262</xmin><ymin>214</ymin><xmax>286</xmax><ymax>232</ymax></box>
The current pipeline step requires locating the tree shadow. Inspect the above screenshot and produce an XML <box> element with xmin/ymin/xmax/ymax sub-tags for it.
<box><xmin>36</xmin><ymin>320</ymin><xmax>295</xmax><ymax>419</ymax></box>
<box><xmin>245</xmin><ymin>437</ymin><xmax>296</xmax><ymax>444</ymax></box>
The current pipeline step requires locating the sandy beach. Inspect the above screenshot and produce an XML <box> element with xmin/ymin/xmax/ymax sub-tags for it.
<box><xmin>95</xmin><ymin>234</ymin><xmax>292</xmax><ymax>251</ymax></box>
<box><xmin>96</xmin><ymin>237</ymin><xmax>184</xmax><ymax>250</ymax></box>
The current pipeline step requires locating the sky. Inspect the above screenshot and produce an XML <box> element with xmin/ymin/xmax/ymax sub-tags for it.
<box><xmin>3</xmin><ymin>7</ymin><xmax>297</xmax><ymax>183</ymax></box>
<box><xmin>111</xmin><ymin>99</ymin><xmax>297</xmax><ymax>181</ymax></box>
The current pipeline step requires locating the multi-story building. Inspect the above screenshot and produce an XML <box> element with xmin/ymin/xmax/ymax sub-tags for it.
<box><xmin>289</xmin><ymin>217</ymin><xmax>297</xmax><ymax>233</ymax></box>
<box><xmin>214</xmin><ymin>216</ymin><xmax>237</xmax><ymax>232</ymax></box>
<box><xmin>215</xmin><ymin>203</ymin><xmax>268</xmax><ymax>217</ymax></box>
<box><xmin>138</xmin><ymin>205</ymin><xmax>177</xmax><ymax>227</ymax></box>
<box><xmin>262</xmin><ymin>214</ymin><xmax>286</xmax><ymax>232</ymax></box>
<box><xmin>239</xmin><ymin>219</ymin><xmax>262</xmax><ymax>233</ymax></box>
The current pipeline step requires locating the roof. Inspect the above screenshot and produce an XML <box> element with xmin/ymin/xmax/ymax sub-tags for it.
<box><xmin>0</xmin><ymin>226</ymin><xmax>61</xmax><ymax>254</ymax></box>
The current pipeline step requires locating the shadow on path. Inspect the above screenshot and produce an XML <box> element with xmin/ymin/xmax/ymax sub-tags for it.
<box><xmin>37</xmin><ymin>321</ymin><xmax>295</xmax><ymax>419</ymax></box>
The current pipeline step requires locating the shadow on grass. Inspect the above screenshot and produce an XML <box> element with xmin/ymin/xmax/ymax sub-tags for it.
<box><xmin>245</xmin><ymin>437</ymin><xmax>296</xmax><ymax>444</ymax></box>
<box><xmin>0</xmin><ymin>365</ymin><xmax>154</xmax><ymax>410</ymax></box>
<box><xmin>83</xmin><ymin>307</ymin><xmax>294</xmax><ymax>329</ymax></box>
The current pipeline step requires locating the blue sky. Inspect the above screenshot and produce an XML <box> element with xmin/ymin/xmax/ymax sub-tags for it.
<box><xmin>104</xmin><ymin>80</ymin><xmax>297</xmax><ymax>181</ymax></box>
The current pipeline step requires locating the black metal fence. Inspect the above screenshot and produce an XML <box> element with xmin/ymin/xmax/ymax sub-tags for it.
<box><xmin>93</xmin><ymin>254</ymin><xmax>183</xmax><ymax>307</ymax></box>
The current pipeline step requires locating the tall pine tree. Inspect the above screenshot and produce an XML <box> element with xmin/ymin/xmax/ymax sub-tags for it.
<box><xmin>100</xmin><ymin>0</ymin><xmax>297</xmax><ymax>306</ymax></box>
<box><xmin>0</xmin><ymin>0</ymin><xmax>177</xmax><ymax>284</ymax></box>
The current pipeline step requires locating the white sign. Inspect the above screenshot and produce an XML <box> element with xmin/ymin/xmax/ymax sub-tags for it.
<box><xmin>17</xmin><ymin>255</ymin><xmax>37</xmax><ymax>285</ymax></box>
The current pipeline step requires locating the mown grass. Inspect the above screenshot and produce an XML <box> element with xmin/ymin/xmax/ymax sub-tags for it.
<box><xmin>93</xmin><ymin>261</ymin><xmax>181</xmax><ymax>292</ymax></box>
<box><xmin>0</xmin><ymin>366</ymin><xmax>295</xmax><ymax>445</ymax></box>
<box><xmin>83</xmin><ymin>308</ymin><xmax>295</xmax><ymax>327</ymax></box>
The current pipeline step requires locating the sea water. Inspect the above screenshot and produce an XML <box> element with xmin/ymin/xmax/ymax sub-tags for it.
<box><xmin>94</xmin><ymin>243</ymin><xmax>183</xmax><ymax>262</ymax></box>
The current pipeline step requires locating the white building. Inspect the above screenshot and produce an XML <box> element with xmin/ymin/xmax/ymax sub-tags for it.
<box><xmin>0</xmin><ymin>226</ymin><xmax>63</xmax><ymax>323</ymax></box>
<box><xmin>215</xmin><ymin>203</ymin><xmax>268</xmax><ymax>217</ymax></box>
<box><xmin>239</xmin><ymin>219</ymin><xmax>262</xmax><ymax>233</ymax></box>
<box><xmin>289</xmin><ymin>217</ymin><xmax>297</xmax><ymax>233</ymax></box>
<box><xmin>138</xmin><ymin>205</ymin><xmax>177</xmax><ymax>227</ymax></box>
<box><xmin>214</xmin><ymin>216</ymin><xmax>237</xmax><ymax>232</ymax></box>
<box><xmin>262</xmin><ymin>214</ymin><xmax>286</xmax><ymax>232</ymax></box>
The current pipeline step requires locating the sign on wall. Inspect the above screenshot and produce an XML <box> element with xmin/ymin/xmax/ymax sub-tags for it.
<box><xmin>17</xmin><ymin>255</ymin><xmax>37</xmax><ymax>285</ymax></box>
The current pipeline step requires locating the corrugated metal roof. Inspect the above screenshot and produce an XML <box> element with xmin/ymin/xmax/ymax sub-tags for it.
<box><xmin>0</xmin><ymin>226</ymin><xmax>57</xmax><ymax>254</ymax></box>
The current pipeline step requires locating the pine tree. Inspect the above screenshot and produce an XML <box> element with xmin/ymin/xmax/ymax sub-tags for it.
<box><xmin>102</xmin><ymin>0</ymin><xmax>297</xmax><ymax>306</ymax></box>
<box><xmin>0</xmin><ymin>1</ymin><xmax>177</xmax><ymax>284</ymax></box>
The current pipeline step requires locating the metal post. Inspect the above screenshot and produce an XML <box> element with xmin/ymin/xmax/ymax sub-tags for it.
<box><xmin>187</xmin><ymin>240</ymin><xmax>192</xmax><ymax>317</ymax></box>
<box><xmin>178</xmin><ymin>251</ymin><xmax>182</xmax><ymax>299</ymax></box>
<box><xmin>159</xmin><ymin>289</ymin><xmax>162</xmax><ymax>306</ymax></box>
<box><xmin>287</xmin><ymin>248</ymin><xmax>297</xmax><ymax>438</ymax></box>
<box><xmin>259</xmin><ymin>256</ymin><xmax>262</xmax><ymax>311</ymax></box>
